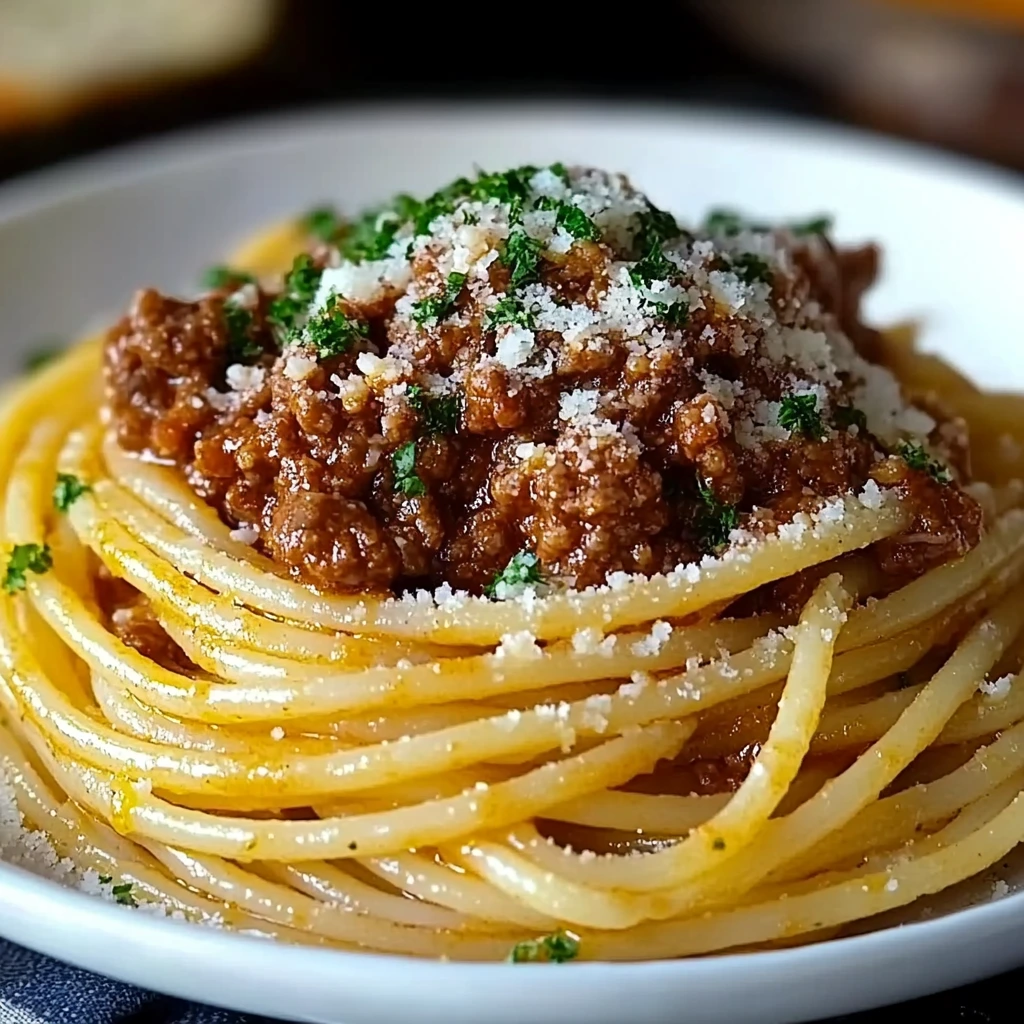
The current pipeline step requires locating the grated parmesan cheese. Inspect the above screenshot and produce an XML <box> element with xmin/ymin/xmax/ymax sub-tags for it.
<box><xmin>630</xmin><ymin>620</ymin><xmax>673</xmax><ymax>657</ymax></box>
<box><xmin>979</xmin><ymin>674</ymin><xmax>1013</xmax><ymax>701</ymax></box>
<box><xmin>283</xmin><ymin>354</ymin><xmax>318</xmax><ymax>382</ymax></box>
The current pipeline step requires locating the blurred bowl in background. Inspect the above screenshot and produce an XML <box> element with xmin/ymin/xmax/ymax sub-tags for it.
<box><xmin>696</xmin><ymin>0</ymin><xmax>1024</xmax><ymax>169</ymax></box>
<box><xmin>0</xmin><ymin>0</ymin><xmax>279</xmax><ymax>131</ymax></box>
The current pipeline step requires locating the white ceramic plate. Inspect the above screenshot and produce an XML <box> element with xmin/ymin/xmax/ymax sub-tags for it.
<box><xmin>2</xmin><ymin>104</ymin><xmax>1024</xmax><ymax>1024</ymax></box>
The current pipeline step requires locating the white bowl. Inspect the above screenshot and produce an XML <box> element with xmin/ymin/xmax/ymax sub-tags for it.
<box><xmin>2</xmin><ymin>103</ymin><xmax>1024</xmax><ymax>1024</ymax></box>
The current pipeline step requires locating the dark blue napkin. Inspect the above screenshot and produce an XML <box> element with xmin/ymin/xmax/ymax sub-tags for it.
<box><xmin>0</xmin><ymin>937</ymin><xmax>1005</xmax><ymax>1023</ymax></box>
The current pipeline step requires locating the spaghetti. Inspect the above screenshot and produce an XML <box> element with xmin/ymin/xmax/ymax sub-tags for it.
<box><xmin>2</xmin><ymin>164</ymin><xmax>1024</xmax><ymax>962</ymax></box>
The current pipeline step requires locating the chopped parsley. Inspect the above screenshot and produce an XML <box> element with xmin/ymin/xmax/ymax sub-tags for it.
<box><xmin>502</xmin><ymin>229</ymin><xmax>544</xmax><ymax>290</ymax></box>
<box><xmin>267</xmin><ymin>254</ymin><xmax>323</xmax><ymax>336</ymax></box>
<box><xmin>646</xmin><ymin>298</ymin><xmax>689</xmax><ymax>327</ymax></box>
<box><xmin>486</xmin><ymin>295</ymin><xmax>536</xmax><ymax>330</ymax></box>
<box><xmin>555</xmin><ymin>202</ymin><xmax>601</xmax><ymax>242</ymax></box>
<box><xmin>629</xmin><ymin>243</ymin><xmax>675</xmax><ymax>287</ymax></box>
<box><xmin>508</xmin><ymin>930</ymin><xmax>580</xmax><ymax>964</ymax></box>
<box><xmin>302</xmin><ymin>205</ymin><xmax>342</xmax><ymax>242</ymax></box>
<box><xmin>24</xmin><ymin>345</ymin><xmax>62</xmax><ymax>373</ymax></box>
<box><xmin>408</xmin><ymin>183</ymin><xmax>468</xmax><ymax>238</ymax></box>
<box><xmin>332</xmin><ymin>164</ymin><xmax>569</xmax><ymax>265</ymax></box>
<box><xmin>201</xmin><ymin>265</ymin><xmax>254</xmax><ymax>290</ymax></box>
<box><xmin>223</xmin><ymin>303</ymin><xmax>262</xmax><ymax>363</ymax></box>
<box><xmin>53</xmin><ymin>473</ymin><xmax>90</xmax><ymax>513</ymax></box>
<box><xmin>392</xmin><ymin>442</ymin><xmax>427</xmax><ymax>496</ymax></box>
<box><xmin>337</xmin><ymin>198</ymin><xmax>410</xmax><ymax>263</ymax></box>
<box><xmin>898</xmin><ymin>442</ymin><xmax>952</xmax><ymax>484</ymax></box>
<box><xmin>283</xmin><ymin>253</ymin><xmax>322</xmax><ymax>302</ymax></box>
<box><xmin>111</xmin><ymin>882</ymin><xmax>137</xmax><ymax>907</ymax></box>
<box><xmin>696</xmin><ymin>478</ymin><xmax>739</xmax><ymax>554</ymax></box>
<box><xmin>712</xmin><ymin>837</ymin><xmax>727</xmax><ymax>851</ymax></box>
<box><xmin>3</xmin><ymin>543</ymin><xmax>52</xmax><ymax>594</ymax></box>
<box><xmin>461</xmin><ymin>209</ymin><xmax>480</xmax><ymax>226</ymax></box>
<box><xmin>411</xmin><ymin>272</ymin><xmax>467</xmax><ymax>325</ymax></box>
<box><xmin>484</xmin><ymin>550</ymin><xmax>543</xmax><ymax>599</ymax></box>
<box><xmin>728</xmin><ymin>253</ymin><xmax>773</xmax><ymax>286</ymax></box>
<box><xmin>834</xmin><ymin>405</ymin><xmax>868</xmax><ymax>432</ymax></box>
<box><xmin>407</xmin><ymin>385</ymin><xmax>460</xmax><ymax>434</ymax></box>
<box><xmin>305</xmin><ymin>298</ymin><xmax>369</xmax><ymax>358</ymax></box>
<box><xmin>549</xmin><ymin>162</ymin><xmax>569</xmax><ymax>184</ymax></box>
<box><xmin>534</xmin><ymin>197</ymin><xmax>601</xmax><ymax>242</ymax></box>
<box><xmin>778</xmin><ymin>394</ymin><xmax>826</xmax><ymax>439</ymax></box>
<box><xmin>703</xmin><ymin>208</ymin><xmax>745</xmax><ymax>236</ymax></box>
<box><xmin>98</xmin><ymin>875</ymin><xmax>112</xmax><ymax>884</ymax></box>
<box><xmin>469</xmin><ymin>165</ymin><xmax>539</xmax><ymax>220</ymax></box>
<box><xmin>790</xmin><ymin>215</ymin><xmax>833</xmax><ymax>236</ymax></box>
<box><xmin>634</xmin><ymin>202</ymin><xmax>679</xmax><ymax>253</ymax></box>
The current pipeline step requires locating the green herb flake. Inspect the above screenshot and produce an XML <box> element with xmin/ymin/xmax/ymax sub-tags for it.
<box><xmin>338</xmin><ymin>204</ymin><xmax>405</xmax><ymax>263</ymax></box>
<box><xmin>712</xmin><ymin>837</ymin><xmax>727</xmax><ymax>851</ymax></box>
<box><xmin>508</xmin><ymin>930</ymin><xmax>580</xmax><ymax>964</ymax></box>
<box><xmin>469</xmin><ymin>166</ymin><xmax>538</xmax><ymax>217</ymax></box>
<box><xmin>898</xmin><ymin>442</ymin><xmax>952</xmax><ymax>484</ymax></box>
<box><xmin>486</xmin><ymin>295</ymin><xmax>536</xmax><ymax>331</ymax></box>
<box><xmin>533</xmin><ymin>199</ymin><xmax>601</xmax><ymax>242</ymax></box>
<box><xmin>635</xmin><ymin>203</ymin><xmax>679</xmax><ymax>253</ymax></box>
<box><xmin>306</xmin><ymin>297</ymin><xmax>369</xmax><ymax>358</ymax></box>
<box><xmin>392</xmin><ymin>441</ymin><xmax>427</xmax><ymax>497</ymax></box>
<box><xmin>629</xmin><ymin>243</ymin><xmax>676</xmax><ymax>288</ymax></box>
<box><xmin>647</xmin><ymin>298</ymin><xmax>690</xmax><ymax>327</ymax></box>
<box><xmin>834</xmin><ymin>406</ymin><xmax>868</xmax><ymax>432</ymax></box>
<box><xmin>502</xmin><ymin>229</ymin><xmax>544</xmax><ymax>290</ymax></box>
<box><xmin>411</xmin><ymin>272</ymin><xmax>468</xmax><ymax>326</ymax></box>
<box><xmin>53</xmin><ymin>473</ymin><xmax>90</xmax><ymax>513</ymax></box>
<box><xmin>201</xmin><ymin>265</ymin><xmax>255</xmax><ymax>290</ymax></box>
<box><xmin>3</xmin><ymin>543</ymin><xmax>53</xmax><ymax>594</ymax></box>
<box><xmin>549</xmin><ymin>162</ymin><xmax>570</xmax><ymax>184</ymax></box>
<box><xmin>223</xmin><ymin>303</ymin><xmax>262</xmax><ymax>363</ymax></box>
<box><xmin>268</xmin><ymin>253</ymin><xmax>325</xmax><ymax>337</ymax></box>
<box><xmin>696</xmin><ymin>478</ymin><xmax>739</xmax><ymax>554</ymax></box>
<box><xmin>24</xmin><ymin>344</ymin><xmax>63</xmax><ymax>373</ymax></box>
<box><xmin>703</xmin><ymin>208</ymin><xmax>745</xmax><ymax>236</ymax></box>
<box><xmin>790</xmin><ymin>215</ymin><xmax>833</xmax><ymax>237</ymax></box>
<box><xmin>111</xmin><ymin>882</ymin><xmax>137</xmax><ymax>907</ymax></box>
<box><xmin>484</xmin><ymin>550</ymin><xmax>544</xmax><ymax>599</ymax></box>
<box><xmin>407</xmin><ymin>385</ymin><xmax>460</xmax><ymax>434</ymax></box>
<box><xmin>778</xmin><ymin>394</ymin><xmax>826</xmax><ymax>440</ymax></box>
<box><xmin>283</xmin><ymin>253</ymin><xmax>322</xmax><ymax>303</ymax></box>
<box><xmin>302</xmin><ymin>206</ymin><xmax>342</xmax><ymax>242</ymax></box>
<box><xmin>98</xmin><ymin>875</ymin><xmax>112</xmax><ymax>884</ymax></box>
<box><xmin>728</xmin><ymin>253</ymin><xmax>773</xmax><ymax>286</ymax></box>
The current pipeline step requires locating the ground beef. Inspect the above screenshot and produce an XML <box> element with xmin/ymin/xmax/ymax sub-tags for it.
<box><xmin>101</xmin><ymin>166</ymin><xmax>982</xmax><ymax>597</ymax></box>
<box><xmin>93</xmin><ymin>563</ymin><xmax>195</xmax><ymax>673</ymax></box>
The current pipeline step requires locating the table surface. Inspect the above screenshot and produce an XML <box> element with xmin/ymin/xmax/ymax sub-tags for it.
<box><xmin>0</xmin><ymin>4</ymin><xmax>1019</xmax><ymax>1021</ymax></box>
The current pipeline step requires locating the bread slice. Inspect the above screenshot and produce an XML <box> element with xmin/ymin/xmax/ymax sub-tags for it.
<box><xmin>0</xmin><ymin>0</ymin><xmax>277</xmax><ymax>128</ymax></box>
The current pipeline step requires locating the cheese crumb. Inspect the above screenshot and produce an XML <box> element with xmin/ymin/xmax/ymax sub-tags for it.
<box><xmin>494</xmin><ymin>631</ymin><xmax>543</xmax><ymax>660</ymax></box>
<box><xmin>630</xmin><ymin>620</ymin><xmax>673</xmax><ymax>657</ymax></box>
<box><xmin>283</xmin><ymin>354</ymin><xmax>318</xmax><ymax>381</ymax></box>
<box><xmin>494</xmin><ymin>326</ymin><xmax>536</xmax><ymax>369</ymax></box>
<box><xmin>979</xmin><ymin>674</ymin><xmax>1013</xmax><ymax>701</ymax></box>
<box><xmin>225</xmin><ymin>363</ymin><xmax>265</xmax><ymax>392</ymax></box>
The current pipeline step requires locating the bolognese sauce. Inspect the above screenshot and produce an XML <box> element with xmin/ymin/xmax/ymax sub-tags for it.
<box><xmin>102</xmin><ymin>166</ymin><xmax>981</xmax><ymax>598</ymax></box>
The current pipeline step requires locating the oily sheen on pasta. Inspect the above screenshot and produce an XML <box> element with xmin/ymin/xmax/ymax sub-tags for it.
<box><xmin>2</xmin><ymin>164</ymin><xmax>1024</xmax><ymax>962</ymax></box>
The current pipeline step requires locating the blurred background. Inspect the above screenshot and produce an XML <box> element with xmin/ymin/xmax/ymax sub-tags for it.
<box><xmin>1</xmin><ymin>0</ymin><xmax>1024</xmax><ymax>185</ymax></box>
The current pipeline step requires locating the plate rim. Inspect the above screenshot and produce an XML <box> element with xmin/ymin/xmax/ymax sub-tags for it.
<box><xmin>1</xmin><ymin>98</ymin><xmax>1024</xmax><ymax>226</ymax></box>
<box><xmin>1</xmin><ymin>99</ymin><xmax>1023</xmax><ymax>1018</ymax></box>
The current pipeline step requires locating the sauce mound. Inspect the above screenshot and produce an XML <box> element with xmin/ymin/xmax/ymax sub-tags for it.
<box><xmin>103</xmin><ymin>165</ymin><xmax>981</xmax><ymax>596</ymax></box>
